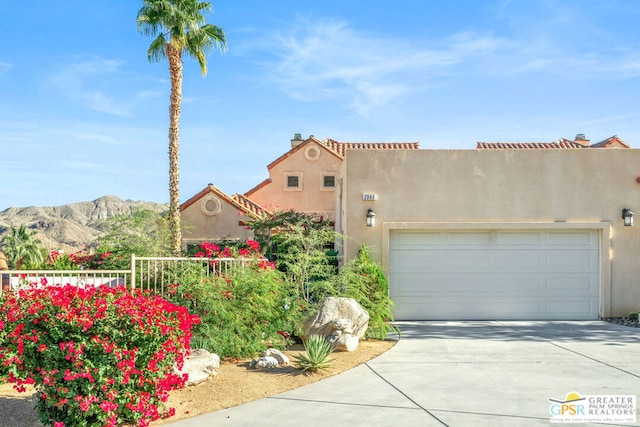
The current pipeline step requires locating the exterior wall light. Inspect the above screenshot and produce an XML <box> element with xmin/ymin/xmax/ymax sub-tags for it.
<box><xmin>366</xmin><ymin>208</ymin><xmax>376</xmax><ymax>227</ymax></box>
<box><xmin>622</xmin><ymin>208</ymin><xmax>634</xmax><ymax>227</ymax></box>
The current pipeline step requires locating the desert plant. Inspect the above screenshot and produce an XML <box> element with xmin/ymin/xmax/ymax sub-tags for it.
<box><xmin>337</xmin><ymin>244</ymin><xmax>400</xmax><ymax>340</ymax></box>
<box><xmin>92</xmin><ymin>208</ymin><xmax>172</xmax><ymax>268</ymax></box>
<box><xmin>1</xmin><ymin>224</ymin><xmax>45</xmax><ymax>269</ymax></box>
<box><xmin>137</xmin><ymin>0</ymin><xmax>227</xmax><ymax>255</ymax></box>
<box><xmin>247</xmin><ymin>210</ymin><xmax>334</xmax><ymax>259</ymax></box>
<box><xmin>165</xmin><ymin>242</ymin><xmax>306</xmax><ymax>358</ymax></box>
<box><xmin>275</xmin><ymin>224</ymin><xmax>339</xmax><ymax>303</ymax></box>
<box><xmin>628</xmin><ymin>312</ymin><xmax>639</xmax><ymax>320</ymax></box>
<box><xmin>293</xmin><ymin>335</ymin><xmax>335</xmax><ymax>373</ymax></box>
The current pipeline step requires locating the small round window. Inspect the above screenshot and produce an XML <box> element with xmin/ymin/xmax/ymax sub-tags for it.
<box><xmin>201</xmin><ymin>195</ymin><xmax>222</xmax><ymax>216</ymax></box>
<box><xmin>304</xmin><ymin>145</ymin><xmax>321</xmax><ymax>161</ymax></box>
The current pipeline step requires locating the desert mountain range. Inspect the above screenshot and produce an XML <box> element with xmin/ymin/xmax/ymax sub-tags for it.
<box><xmin>0</xmin><ymin>196</ymin><xmax>168</xmax><ymax>254</ymax></box>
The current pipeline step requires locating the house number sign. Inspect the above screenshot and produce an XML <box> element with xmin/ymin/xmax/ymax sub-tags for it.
<box><xmin>362</xmin><ymin>193</ymin><xmax>377</xmax><ymax>201</ymax></box>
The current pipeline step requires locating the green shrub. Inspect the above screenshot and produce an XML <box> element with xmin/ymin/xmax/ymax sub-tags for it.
<box><xmin>166</xmin><ymin>258</ymin><xmax>307</xmax><ymax>358</ymax></box>
<box><xmin>0</xmin><ymin>284</ymin><xmax>198</xmax><ymax>426</ymax></box>
<box><xmin>293</xmin><ymin>335</ymin><xmax>335</xmax><ymax>373</ymax></box>
<box><xmin>338</xmin><ymin>244</ymin><xmax>399</xmax><ymax>340</ymax></box>
<box><xmin>628</xmin><ymin>312</ymin><xmax>639</xmax><ymax>320</ymax></box>
<box><xmin>47</xmin><ymin>251</ymin><xmax>81</xmax><ymax>270</ymax></box>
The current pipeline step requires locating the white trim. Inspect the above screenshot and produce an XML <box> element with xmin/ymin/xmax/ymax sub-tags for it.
<box><xmin>201</xmin><ymin>195</ymin><xmax>222</xmax><ymax>216</ymax></box>
<box><xmin>304</xmin><ymin>144</ymin><xmax>321</xmax><ymax>161</ymax></box>
<box><xmin>321</xmin><ymin>172</ymin><xmax>338</xmax><ymax>191</ymax></box>
<box><xmin>284</xmin><ymin>171</ymin><xmax>303</xmax><ymax>191</ymax></box>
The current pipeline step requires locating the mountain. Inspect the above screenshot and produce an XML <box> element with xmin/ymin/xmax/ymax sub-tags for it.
<box><xmin>0</xmin><ymin>196</ymin><xmax>168</xmax><ymax>254</ymax></box>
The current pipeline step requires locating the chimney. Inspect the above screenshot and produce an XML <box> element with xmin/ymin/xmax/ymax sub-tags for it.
<box><xmin>291</xmin><ymin>133</ymin><xmax>304</xmax><ymax>148</ymax></box>
<box><xmin>574</xmin><ymin>133</ymin><xmax>590</xmax><ymax>146</ymax></box>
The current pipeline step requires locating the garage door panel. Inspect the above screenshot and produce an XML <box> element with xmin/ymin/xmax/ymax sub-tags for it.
<box><xmin>491</xmin><ymin>299</ymin><xmax>544</xmax><ymax>317</ymax></box>
<box><xmin>392</xmin><ymin>251</ymin><xmax>494</xmax><ymax>272</ymax></box>
<box><xmin>545</xmin><ymin>299</ymin><xmax>598</xmax><ymax>315</ymax></box>
<box><xmin>495</xmin><ymin>253</ymin><xmax>543</xmax><ymax>271</ymax></box>
<box><xmin>546</xmin><ymin>231</ymin><xmax>594</xmax><ymax>246</ymax></box>
<box><xmin>392</xmin><ymin>253</ymin><xmax>444</xmax><ymax>270</ymax></box>
<box><xmin>452</xmin><ymin>254</ymin><xmax>493</xmax><ymax>271</ymax></box>
<box><xmin>389</xmin><ymin>229</ymin><xmax>600</xmax><ymax>320</ymax></box>
<box><xmin>545</xmin><ymin>253</ymin><xmax>597</xmax><ymax>271</ymax></box>
<box><xmin>493</xmin><ymin>276</ymin><xmax>544</xmax><ymax>294</ymax></box>
<box><xmin>545</xmin><ymin>276</ymin><xmax>599</xmax><ymax>294</ymax></box>
<box><xmin>393</xmin><ymin>274</ymin><xmax>492</xmax><ymax>295</ymax></box>
<box><xmin>496</xmin><ymin>232</ymin><xmax>542</xmax><ymax>245</ymax></box>
<box><xmin>445</xmin><ymin>232</ymin><xmax>491</xmax><ymax>245</ymax></box>
<box><xmin>392</xmin><ymin>231</ymin><xmax>442</xmax><ymax>246</ymax></box>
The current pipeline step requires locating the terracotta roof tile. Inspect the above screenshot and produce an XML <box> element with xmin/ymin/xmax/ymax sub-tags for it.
<box><xmin>231</xmin><ymin>194</ymin><xmax>271</xmax><ymax>218</ymax></box>
<box><xmin>589</xmin><ymin>135</ymin><xmax>631</xmax><ymax>148</ymax></box>
<box><xmin>181</xmin><ymin>183</ymin><xmax>269</xmax><ymax>219</ymax></box>
<box><xmin>477</xmin><ymin>135</ymin><xmax>631</xmax><ymax>149</ymax></box>
<box><xmin>323</xmin><ymin>138</ymin><xmax>420</xmax><ymax>157</ymax></box>
<box><xmin>476</xmin><ymin>140</ymin><xmax>587</xmax><ymax>149</ymax></box>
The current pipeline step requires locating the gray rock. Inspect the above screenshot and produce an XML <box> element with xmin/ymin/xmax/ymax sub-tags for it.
<box><xmin>328</xmin><ymin>332</ymin><xmax>360</xmax><ymax>352</ymax></box>
<box><xmin>254</xmin><ymin>356</ymin><xmax>279</xmax><ymax>369</ymax></box>
<box><xmin>303</xmin><ymin>297</ymin><xmax>369</xmax><ymax>340</ymax></box>
<box><xmin>176</xmin><ymin>349</ymin><xmax>220</xmax><ymax>386</ymax></box>
<box><xmin>262</xmin><ymin>348</ymin><xmax>290</xmax><ymax>365</ymax></box>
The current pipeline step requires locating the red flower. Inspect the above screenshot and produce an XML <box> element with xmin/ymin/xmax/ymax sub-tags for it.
<box><xmin>247</xmin><ymin>240</ymin><xmax>260</xmax><ymax>251</ymax></box>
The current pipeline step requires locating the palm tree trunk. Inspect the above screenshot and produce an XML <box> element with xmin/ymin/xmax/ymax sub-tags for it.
<box><xmin>167</xmin><ymin>42</ymin><xmax>183</xmax><ymax>256</ymax></box>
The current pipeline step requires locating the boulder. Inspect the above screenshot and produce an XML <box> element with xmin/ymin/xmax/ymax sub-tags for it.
<box><xmin>250</xmin><ymin>356</ymin><xmax>279</xmax><ymax>369</ymax></box>
<box><xmin>262</xmin><ymin>348</ymin><xmax>290</xmax><ymax>365</ymax></box>
<box><xmin>328</xmin><ymin>330</ymin><xmax>360</xmax><ymax>352</ymax></box>
<box><xmin>177</xmin><ymin>349</ymin><xmax>220</xmax><ymax>386</ymax></box>
<box><xmin>303</xmin><ymin>297</ymin><xmax>369</xmax><ymax>340</ymax></box>
<box><xmin>303</xmin><ymin>297</ymin><xmax>369</xmax><ymax>351</ymax></box>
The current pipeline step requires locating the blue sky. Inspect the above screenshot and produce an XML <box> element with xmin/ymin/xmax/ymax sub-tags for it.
<box><xmin>2</xmin><ymin>1</ymin><xmax>640</xmax><ymax>210</ymax></box>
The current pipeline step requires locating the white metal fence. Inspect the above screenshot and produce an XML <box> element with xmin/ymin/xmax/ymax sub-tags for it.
<box><xmin>0</xmin><ymin>255</ymin><xmax>257</xmax><ymax>295</ymax></box>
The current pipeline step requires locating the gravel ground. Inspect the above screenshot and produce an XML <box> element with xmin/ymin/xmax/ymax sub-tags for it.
<box><xmin>604</xmin><ymin>317</ymin><xmax>640</xmax><ymax>328</ymax></box>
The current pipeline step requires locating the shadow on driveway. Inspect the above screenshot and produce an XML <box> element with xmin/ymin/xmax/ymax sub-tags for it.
<box><xmin>393</xmin><ymin>320</ymin><xmax>640</xmax><ymax>344</ymax></box>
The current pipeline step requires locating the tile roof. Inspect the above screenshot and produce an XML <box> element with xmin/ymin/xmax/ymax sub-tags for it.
<box><xmin>589</xmin><ymin>135</ymin><xmax>631</xmax><ymax>148</ymax></box>
<box><xmin>476</xmin><ymin>139</ymin><xmax>588</xmax><ymax>149</ymax></box>
<box><xmin>477</xmin><ymin>136</ymin><xmax>631</xmax><ymax>149</ymax></box>
<box><xmin>181</xmin><ymin>183</ymin><xmax>269</xmax><ymax>219</ymax></box>
<box><xmin>264</xmin><ymin>136</ymin><xmax>420</xmax><ymax>171</ymax></box>
<box><xmin>231</xmin><ymin>193</ymin><xmax>271</xmax><ymax>218</ymax></box>
<box><xmin>244</xmin><ymin>178</ymin><xmax>272</xmax><ymax>197</ymax></box>
<box><xmin>323</xmin><ymin>138</ymin><xmax>420</xmax><ymax>157</ymax></box>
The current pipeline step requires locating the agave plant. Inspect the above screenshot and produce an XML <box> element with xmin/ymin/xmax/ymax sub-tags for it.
<box><xmin>293</xmin><ymin>335</ymin><xmax>335</xmax><ymax>373</ymax></box>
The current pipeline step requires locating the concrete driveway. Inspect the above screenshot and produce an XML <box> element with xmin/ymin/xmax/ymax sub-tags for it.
<box><xmin>168</xmin><ymin>321</ymin><xmax>640</xmax><ymax>427</ymax></box>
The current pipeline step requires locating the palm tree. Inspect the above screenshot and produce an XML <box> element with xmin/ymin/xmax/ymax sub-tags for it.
<box><xmin>137</xmin><ymin>0</ymin><xmax>227</xmax><ymax>256</ymax></box>
<box><xmin>1</xmin><ymin>225</ymin><xmax>45</xmax><ymax>269</ymax></box>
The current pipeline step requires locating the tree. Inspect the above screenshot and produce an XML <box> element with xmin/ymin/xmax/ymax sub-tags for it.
<box><xmin>93</xmin><ymin>208</ymin><xmax>172</xmax><ymax>269</ymax></box>
<box><xmin>248</xmin><ymin>210</ymin><xmax>339</xmax><ymax>303</ymax></box>
<box><xmin>137</xmin><ymin>0</ymin><xmax>227</xmax><ymax>256</ymax></box>
<box><xmin>1</xmin><ymin>225</ymin><xmax>45</xmax><ymax>269</ymax></box>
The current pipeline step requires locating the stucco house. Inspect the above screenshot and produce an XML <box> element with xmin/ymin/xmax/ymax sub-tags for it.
<box><xmin>339</xmin><ymin>136</ymin><xmax>637</xmax><ymax>321</ymax></box>
<box><xmin>180</xmin><ymin>184</ymin><xmax>270</xmax><ymax>251</ymax></box>
<box><xmin>180</xmin><ymin>134</ymin><xmax>419</xmax><ymax>247</ymax></box>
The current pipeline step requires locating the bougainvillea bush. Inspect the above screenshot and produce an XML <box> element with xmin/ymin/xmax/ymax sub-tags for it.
<box><xmin>0</xmin><ymin>284</ymin><xmax>199</xmax><ymax>427</ymax></box>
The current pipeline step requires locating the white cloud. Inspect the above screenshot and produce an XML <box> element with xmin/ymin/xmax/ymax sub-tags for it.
<box><xmin>47</xmin><ymin>55</ymin><xmax>162</xmax><ymax>117</ymax></box>
<box><xmin>260</xmin><ymin>19</ymin><xmax>506</xmax><ymax>116</ymax></box>
<box><xmin>0</xmin><ymin>61</ymin><xmax>13</xmax><ymax>74</ymax></box>
<box><xmin>253</xmin><ymin>13</ymin><xmax>640</xmax><ymax>116</ymax></box>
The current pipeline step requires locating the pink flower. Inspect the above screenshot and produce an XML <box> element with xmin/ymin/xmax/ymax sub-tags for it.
<box><xmin>247</xmin><ymin>240</ymin><xmax>260</xmax><ymax>251</ymax></box>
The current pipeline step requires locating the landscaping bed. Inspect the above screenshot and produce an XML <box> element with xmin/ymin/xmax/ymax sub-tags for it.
<box><xmin>604</xmin><ymin>317</ymin><xmax>640</xmax><ymax>328</ymax></box>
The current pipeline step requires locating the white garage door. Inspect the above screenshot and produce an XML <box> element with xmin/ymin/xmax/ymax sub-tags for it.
<box><xmin>389</xmin><ymin>230</ymin><xmax>600</xmax><ymax>320</ymax></box>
